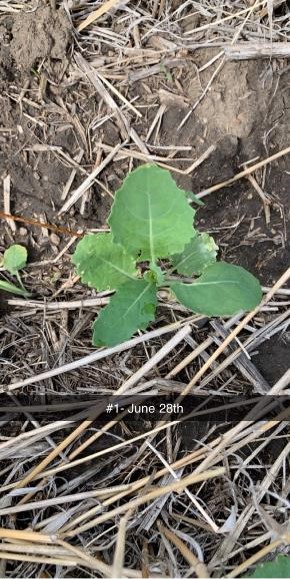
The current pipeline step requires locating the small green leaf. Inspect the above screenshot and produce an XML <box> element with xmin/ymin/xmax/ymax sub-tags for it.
<box><xmin>246</xmin><ymin>555</ymin><xmax>290</xmax><ymax>578</ymax></box>
<box><xmin>160</xmin><ymin>62</ymin><xmax>173</xmax><ymax>82</ymax></box>
<box><xmin>171</xmin><ymin>233</ymin><xmax>218</xmax><ymax>276</ymax></box>
<box><xmin>145</xmin><ymin>263</ymin><xmax>165</xmax><ymax>287</ymax></box>
<box><xmin>3</xmin><ymin>245</ymin><xmax>27</xmax><ymax>275</ymax></box>
<box><xmin>72</xmin><ymin>233</ymin><xmax>137</xmax><ymax>291</ymax></box>
<box><xmin>171</xmin><ymin>262</ymin><xmax>262</xmax><ymax>316</ymax></box>
<box><xmin>0</xmin><ymin>279</ymin><xmax>30</xmax><ymax>296</ymax></box>
<box><xmin>186</xmin><ymin>191</ymin><xmax>204</xmax><ymax>206</ymax></box>
<box><xmin>108</xmin><ymin>164</ymin><xmax>196</xmax><ymax>261</ymax></box>
<box><xmin>93</xmin><ymin>279</ymin><xmax>157</xmax><ymax>346</ymax></box>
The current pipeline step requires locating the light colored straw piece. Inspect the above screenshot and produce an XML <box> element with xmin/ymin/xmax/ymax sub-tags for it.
<box><xmin>225</xmin><ymin>41</ymin><xmax>290</xmax><ymax>60</ymax></box>
<box><xmin>7</xmin><ymin>297</ymin><xmax>110</xmax><ymax>310</ymax></box>
<box><xmin>97</xmin><ymin>70</ymin><xmax>142</xmax><ymax>118</ymax></box>
<box><xmin>111</xmin><ymin>515</ymin><xmax>129</xmax><ymax>578</ymax></box>
<box><xmin>158</xmin><ymin>522</ymin><xmax>210</xmax><ymax>579</ymax></box>
<box><xmin>184</xmin><ymin>145</ymin><xmax>216</xmax><ymax>175</ymax></box>
<box><xmin>77</xmin><ymin>0</ymin><xmax>124</xmax><ymax>32</ymax></box>
<box><xmin>61</xmin><ymin>149</ymin><xmax>84</xmax><ymax>201</ymax></box>
<box><xmin>3</xmin><ymin>175</ymin><xmax>15</xmax><ymax>233</ymax></box>
<box><xmin>58</xmin><ymin>142</ymin><xmax>123</xmax><ymax>214</ymax></box>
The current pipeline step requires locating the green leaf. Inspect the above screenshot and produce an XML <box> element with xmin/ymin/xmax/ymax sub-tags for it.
<box><xmin>108</xmin><ymin>164</ymin><xmax>196</xmax><ymax>261</ymax></box>
<box><xmin>171</xmin><ymin>233</ymin><xmax>218</xmax><ymax>276</ymax></box>
<box><xmin>72</xmin><ymin>233</ymin><xmax>137</xmax><ymax>291</ymax></box>
<box><xmin>3</xmin><ymin>245</ymin><xmax>27</xmax><ymax>275</ymax></box>
<box><xmin>93</xmin><ymin>279</ymin><xmax>157</xmax><ymax>346</ymax></box>
<box><xmin>246</xmin><ymin>555</ymin><xmax>290</xmax><ymax>578</ymax></box>
<box><xmin>145</xmin><ymin>263</ymin><xmax>165</xmax><ymax>287</ymax></box>
<box><xmin>186</xmin><ymin>191</ymin><xmax>204</xmax><ymax>207</ymax></box>
<box><xmin>171</xmin><ymin>262</ymin><xmax>262</xmax><ymax>316</ymax></box>
<box><xmin>0</xmin><ymin>279</ymin><xmax>30</xmax><ymax>296</ymax></box>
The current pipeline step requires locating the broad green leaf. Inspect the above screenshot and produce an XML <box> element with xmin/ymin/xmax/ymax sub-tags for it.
<box><xmin>3</xmin><ymin>245</ymin><xmax>27</xmax><ymax>275</ymax></box>
<box><xmin>0</xmin><ymin>279</ymin><xmax>30</xmax><ymax>296</ymax></box>
<box><xmin>108</xmin><ymin>164</ymin><xmax>196</xmax><ymax>261</ymax></box>
<box><xmin>171</xmin><ymin>262</ymin><xmax>262</xmax><ymax>316</ymax></box>
<box><xmin>171</xmin><ymin>233</ymin><xmax>218</xmax><ymax>276</ymax></box>
<box><xmin>93</xmin><ymin>279</ymin><xmax>157</xmax><ymax>346</ymax></box>
<box><xmin>72</xmin><ymin>233</ymin><xmax>137</xmax><ymax>291</ymax></box>
<box><xmin>246</xmin><ymin>555</ymin><xmax>290</xmax><ymax>578</ymax></box>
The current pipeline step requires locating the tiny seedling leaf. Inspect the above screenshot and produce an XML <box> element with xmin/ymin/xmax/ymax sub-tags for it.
<box><xmin>146</xmin><ymin>263</ymin><xmax>165</xmax><ymax>287</ymax></box>
<box><xmin>3</xmin><ymin>244</ymin><xmax>27</xmax><ymax>275</ymax></box>
<box><xmin>72</xmin><ymin>233</ymin><xmax>137</xmax><ymax>291</ymax></box>
<box><xmin>171</xmin><ymin>232</ymin><xmax>218</xmax><ymax>276</ymax></box>
<box><xmin>171</xmin><ymin>262</ymin><xmax>262</xmax><ymax>317</ymax></box>
<box><xmin>0</xmin><ymin>279</ymin><xmax>30</xmax><ymax>296</ymax></box>
<box><xmin>93</xmin><ymin>279</ymin><xmax>157</xmax><ymax>346</ymax></box>
<box><xmin>108</xmin><ymin>164</ymin><xmax>196</xmax><ymax>261</ymax></box>
<box><xmin>186</xmin><ymin>190</ymin><xmax>204</xmax><ymax>206</ymax></box>
<box><xmin>245</xmin><ymin>555</ymin><xmax>290</xmax><ymax>578</ymax></box>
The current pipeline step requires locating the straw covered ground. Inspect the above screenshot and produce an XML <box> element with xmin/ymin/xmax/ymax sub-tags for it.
<box><xmin>0</xmin><ymin>0</ymin><xmax>290</xmax><ymax>577</ymax></box>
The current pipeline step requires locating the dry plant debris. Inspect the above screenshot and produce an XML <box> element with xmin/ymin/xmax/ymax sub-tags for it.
<box><xmin>0</xmin><ymin>0</ymin><xmax>290</xmax><ymax>577</ymax></box>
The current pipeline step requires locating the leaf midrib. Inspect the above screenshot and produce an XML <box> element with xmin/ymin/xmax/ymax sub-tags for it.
<box><xmin>146</xmin><ymin>191</ymin><xmax>155</xmax><ymax>263</ymax></box>
<box><xmin>125</xmin><ymin>283</ymin><xmax>154</xmax><ymax>317</ymax></box>
<box><xmin>180</xmin><ymin>280</ymin><xmax>243</xmax><ymax>288</ymax></box>
<box><xmin>100</xmin><ymin>256</ymin><xmax>136</xmax><ymax>281</ymax></box>
<box><xmin>175</xmin><ymin>248</ymin><xmax>200</xmax><ymax>271</ymax></box>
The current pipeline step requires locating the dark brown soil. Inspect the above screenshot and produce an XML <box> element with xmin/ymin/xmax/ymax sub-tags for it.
<box><xmin>0</xmin><ymin>0</ymin><xmax>110</xmax><ymax>247</ymax></box>
<box><xmin>254</xmin><ymin>333</ymin><xmax>290</xmax><ymax>384</ymax></box>
<box><xmin>0</xmin><ymin>2</ymin><xmax>70</xmax><ymax>80</ymax></box>
<box><xmin>11</xmin><ymin>4</ymin><xmax>70</xmax><ymax>73</ymax></box>
<box><xmin>157</xmin><ymin>55</ymin><xmax>290</xmax><ymax>286</ymax></box>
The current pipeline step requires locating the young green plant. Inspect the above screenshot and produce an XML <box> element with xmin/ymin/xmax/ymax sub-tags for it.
<box><xmin>72</xmin><ymin>164</ymin><xmax>262</xmax><ymax>347</ymax></box>
<box><xmin>0</xmin><ymin>244</ymin><xmax>29</xmax><ymax>296</ymax></box>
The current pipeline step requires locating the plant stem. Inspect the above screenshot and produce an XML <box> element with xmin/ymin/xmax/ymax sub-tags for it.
<box><xmin>16</xmin><ymin>272</ymin><xmax>27</xmax><ymax>293</ymax></box>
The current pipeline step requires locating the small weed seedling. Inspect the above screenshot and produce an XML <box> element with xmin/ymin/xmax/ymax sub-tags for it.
<box><xmin>0</xmin><ymin>244</ymin><xmax>29</xmax><ymax>296</ymax></box>
<box><xmin>73</xmin><ymin>164</ymin><xmax>262</xmax><ymax>347</ymax></box>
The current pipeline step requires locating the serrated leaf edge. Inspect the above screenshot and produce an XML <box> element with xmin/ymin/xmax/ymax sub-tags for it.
<box><xmin>108</xmin><ymin>164</ymin><xmax>196</xmax><ymax>261</ymax></box>
<box><xmin>72</xmin><ymin>233</ymin><xmax>138</xmax><ymax>290</ymax></box>
<box><xmin>92</xmin><ymin>280</ymin><xmax>157</xmax><ymax>346</ymax></box>
<box><xmin>173</xmin><ymin>236</ymin><xmax>217</xmax><ymax>274</ymax></box>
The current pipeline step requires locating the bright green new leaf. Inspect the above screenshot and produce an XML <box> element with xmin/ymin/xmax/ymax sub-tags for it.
<box><xmin>93</xmin><ymin>279</ymin><xmax>157</xmax><ymax>346</ymax></box>
<box><xmin>246</xmin><ymin>555</ymin><xmax>290</xmax><ymax>578</ymax></box>
<box><xmin>72</xmin><ymin>233</ymin><xmax>137</xmax><ymax>291</ymax></box>
<box><xmin>186</xmin><ymin>190</ymin><xmax>204</xmax><ymax>206</ymax></box>
<box><xmin>0</xmin><ymin>279</ymin><xmax>30</xmax><ymax>296</ymax></box>
<box><xmin>171</xmin><ymin>233</ymin><xmax>218</xmax><ymax>276</ymax></box>
<box><xmin>171</xmin><ymin>262</ymin><xmax>262</xmax><ymax>316</ymax></box>
<box><xmin>108</xmin><ymin>164</ymin><xmax>196</xmax><ymax>261</ymax></box>
<box><xmin>3</xmin><ymin>244</ymin><xmax>27</xmax><ymax>275</ymax></box>
<box><xmin>146</xmin><ymin>263</ymin><xmax>165</xmax><ymax>287</ymax></box>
